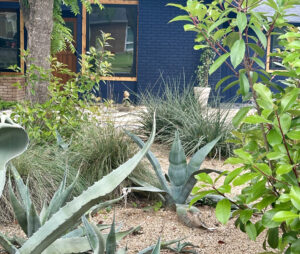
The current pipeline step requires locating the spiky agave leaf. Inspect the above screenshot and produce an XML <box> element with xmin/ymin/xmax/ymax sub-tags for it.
<box><xmin>18</xmin><ymin>117</ymin><xmax>156</xmax><ymax>254</ymax></box>
<box><xmin>0</xmin><ymin>116</ymin><xmax>29</xmax><ymax>197</ymax></box>
<box><xmin>82</xmin><ymin>216</ymin><xmax>105</xmax><ymax>254</ymax></box>
<box><xmin>178</xmin><ymin>136</ymin><xmax>222</xmax><ymax>204</ymax></box>
<box><xmin>42</xmin><ymin>225</ymin><xmax>141</xmax><ymax>253</ymax></box>
<box><xmin>10</xmin><ymin>165</ymin><xmax>41</xmax><ymax>237</ymax></box>
<box><xmin>106</xmin><ymin>212</ymin><xmax>116</xmax><ymax>254</ymax></box>
<box><xmin>0</xmin><ymin>232</ymin><xmax>18</xmax><ymax>254</ymax></box>
<box><xmin>151</xmin><ymin>238</ymin><xmax>161</xmax><ymax>254</ymax></box>
<box><xmin>125</xmin><ymin>130</ymin><xmax>170</xmax><ymax>194</ymax></box>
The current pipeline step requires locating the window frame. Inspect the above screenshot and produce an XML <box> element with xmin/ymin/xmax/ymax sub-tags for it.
<box><xmin>0</xmin><ymin>1</ymin><xmax>24</xmax><ymax>75</ymax></box>
<box><xmin>82</xmin><ymin>0</ymin><xmax>138</xmax><ymax>81</ymax></box>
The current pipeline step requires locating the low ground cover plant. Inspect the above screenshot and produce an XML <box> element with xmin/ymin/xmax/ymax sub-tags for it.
<box><xmin>170</xmin><ymin>0</ymin><xmax>300</xmax><ymax>252</ymax></box>
<box><xmin>138</xmin><ymin>74</ymin><xmax>234</xmax><ymax>157</ymax></box>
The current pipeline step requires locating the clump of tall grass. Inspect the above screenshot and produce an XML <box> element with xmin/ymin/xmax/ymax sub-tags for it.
<box><xmin>137</xmin><ymin>74</ymin><xmax>234</xmax><ymax>157</ymax></box>
<box><xmin>0</xmin><ymin>123</ymin><xmax>157</xmax><ymax>222</ymax></box>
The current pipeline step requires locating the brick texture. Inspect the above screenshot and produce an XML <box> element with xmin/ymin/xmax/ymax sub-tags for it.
<box><xmin>0</xmin><ymin>76</ymin><xmax>25</xmax><ymax>101</ymax></box>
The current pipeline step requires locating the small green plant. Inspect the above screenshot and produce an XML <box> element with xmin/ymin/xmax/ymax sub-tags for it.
<box><xmin>195</xmin><ymin>47</ymin><xmax>216</xmax><ymax>87</ymax></box>
<box><xmin>0</xmin><ymin>100</ymin><xmax>17</xmax><ymax>110</ymax></box>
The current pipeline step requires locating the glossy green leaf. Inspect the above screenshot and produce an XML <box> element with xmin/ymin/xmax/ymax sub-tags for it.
<box><xmin>216</xmin><ymin>199</ymin><xmax>231</xmax><ymax>224</ymax></box>
<box><xmin>243</xmin><ymin>115</ymin><xmax>271</xmax><ymax>124</ymax></box>
<box><xmin>239</xmin><ymin>72</ymin><xmax>250</xmax><ymax>96</ymax></box>
<box><xmin>254</xmin><ymin>163</ymin><xmax>272</xmax><ymax>176</ymax></box>
<box><xmin>233</xmin><ymin>173</ymin><xmax>258</xmax><ymax>186</ymax></box>
<box><xmin>169</xmin><ymin>15</ymin><xmax>192</xmax><ymax>23</ymax></box>
<box><xmin>209</xmin><ymin>53</ymin><xmax>230</xmax><ymax>75</ymax></box>
<box><xmin>224</xmin><ymin>167</ymin><xmax>244</xmax><ymax>185</ymax></box>
<box><xmin>281</xmin><ymin>88</ymin><xmax>300</xmax><ymax>112</ymax></box>
<box><xmin>267</xmin><ymin>129</ymin><xmax>282</xmax><ymax>146</ymax></box>
<box><xmin>237</xmin><ymin>12</ymin><xmax>247</xmax><ymax>32</ymax></box>
<box><xmin>231</xmin><ymin>40</ymin><xmax>246</xmax><ymax>68</ymax></box>
<box><xmin>267</xmin><ymin>227</ymin><xmax>279</xmax><ymax>249</ymax></box>
<box><xmin>250</xmin><ymin>25</ymin><xmax>267</xmax><ymax>48</ymax></box>
<box><xmin>287</xmin><ymin>130</ymin><xmax>300</xmax><ymax>140</ymax></box>
<box><xmin>262</xmin><ymin>210</ymin><xmax>281</xmax><ymax>228</ymax></box>
<box><xmin>240</xmin><ymin>209</ymin><xmax>253</xmax><ymax>224</ymax></box>
<box><xmin>272</xmin><ymin>211</ymin><xmax>298</xmax><ymax>222</ymax></box>
<box><xmin>207</xmin><ymin>18</ymin><xmax>230</xmax><ymax>34</ymax></box>
<box><xmin>195</xmin><ymin>173</ymin><xmax>213</xmax><ymax>185</ymax></box>
<box><xmin>276</xmin><ymin>164</ymin><xmax>293</xmax><ymax>175</ymax></box>
<box><xmin>215</xmin><ymin>75</ymin><xmax>234</xmax><ymax>91</ymax></box>
<box><xmin>194</xmin><ymin>44</ymin><xmax>209</xmax><ymax>50</ymax></box>
<box><xmin>232</xmin><ymin>106</ymin><xmax>252</xmax><ymax>128</ymax></box>
<box><xmin>248</xmin><ymin>43</ymin><xmax>265</xmax><ymax>57</ymax></box>
<box><xmin>251</xmin><ymin>57</ymin><xmax>265</xmax><ymax>69</ymax></box>
<box><xmin>245</xmin><ymin>222</ymin><xmax>257</xmax><ymax>241</ymax></box>
<box><xmin>290</xmin><ymin>186</ymin><xmax>300</xmax><ymax>210</ymax></box>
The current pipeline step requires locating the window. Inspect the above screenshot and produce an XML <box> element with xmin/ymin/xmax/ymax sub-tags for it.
<box><xmin>86</xmin><ymin>2</ymin><xmax>138</xmax><ymax>79</ymax></box>
<box><xmin>0</xmin><ymin>10</ymin><xmax>19</xmax><ymax>72</ymax></box>
<box><xmin>266</xmin><ymin>29</ymin><xmax>285</xmax><ymax>72</ymax></box>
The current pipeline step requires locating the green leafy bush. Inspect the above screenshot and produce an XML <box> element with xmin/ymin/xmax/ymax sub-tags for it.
<box><xmin>138</xmin><ymin>74</ymin><xmax>234</xmax><ymax>157</ymax></box>
<box><xmin>11</xmin><ymin>32</ymin><xmax>114</xmax><ymax>143</ymax></box>
<box><xmin>0</xmin><ymin>100</ymin><xmax>17</xmax><ymax>110</ymax></box>
<box><xmin>170</xmin><ymin>0</ymin><xmax>300</xmax><ymax>252</ymax></box>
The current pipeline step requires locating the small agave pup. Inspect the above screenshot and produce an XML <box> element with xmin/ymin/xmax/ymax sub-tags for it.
<box><xmin>0</xmin><ymin>115</ymin><xmax>29</xmax><ymax>197</ymax></box>
<box><xmin>126</xmin><ymin>131</ymin><xmax>222</xmax><ymax>228</ymax></box>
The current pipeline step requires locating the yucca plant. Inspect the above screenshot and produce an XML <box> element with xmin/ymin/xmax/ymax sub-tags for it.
<box><xmin>0</xmin><ymin>116</ymin><xmax>156</xmax><ymax>254</ymax></box>
<box><xmin>0</xmin><ymin>115</ymin><xmax>28</xmax><ymax>198</ymax></box>
<box><xmin>126</xmin><ymin>131</ymin><xmax>222</xmax><ymax>228</ymax></box>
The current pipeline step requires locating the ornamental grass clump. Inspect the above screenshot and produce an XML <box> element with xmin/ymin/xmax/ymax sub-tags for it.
<box><xmin>138</xmin><ymin>74</ymin><xmax>234</xmax><ymax>157</ymax></box>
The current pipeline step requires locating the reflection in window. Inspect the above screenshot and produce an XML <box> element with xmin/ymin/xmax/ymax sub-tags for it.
<box><xmin>89</xmin><ymin>5</ymin><xmax>137</xmax><ymax>77</ymax></box>
<box><xmin>0</xmin><ymin>11</ymin><xmax>19</xmax><ymax>72</ymax></box>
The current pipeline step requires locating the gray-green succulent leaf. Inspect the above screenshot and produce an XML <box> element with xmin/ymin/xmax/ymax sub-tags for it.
<box><xmin>0</xmin><ymin>115</ymin><xmax>29</xmax><ymax>197</ymax></box>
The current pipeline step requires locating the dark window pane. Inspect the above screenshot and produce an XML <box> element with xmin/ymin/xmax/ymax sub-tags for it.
<box><xmin>89</xmin><ymin>5</ymin><xmax>137</xmax><ymax>77</ymax></box>
<box><xmin>0</xmin><ymin>11</ymin><xmax>19</xmax><ymax>71</ymax></box>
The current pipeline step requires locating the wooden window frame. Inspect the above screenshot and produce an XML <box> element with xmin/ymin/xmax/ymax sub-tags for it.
<box><xmin>82</xmin><ymin>0</ymin><xmax>138</xmax><ymax>82</ymax></box>
<box><xmin>0</xmin><ymin>3</ymin><xmax>24</xmax><ymax>75</ymax></box>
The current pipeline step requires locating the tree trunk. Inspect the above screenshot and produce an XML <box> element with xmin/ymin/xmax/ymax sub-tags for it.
<box><xmin>20</xmin><ymin>0</ymin><xmax>54</xmax><ymax>104</ymax></box>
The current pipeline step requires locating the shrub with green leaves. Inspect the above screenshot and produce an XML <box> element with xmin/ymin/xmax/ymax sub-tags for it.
<box><xmin>11</xmin><ymin>32</ymin><xmax>114</xmax><ymax>143</ymax></box>
<box><xmin>138</xmin><ymin>74</ymin><xmax>234</xmax><ymax>157</ymax></box>
<box><xmin>170</xmin><ymin>0</ymin><xmax>300</xmax><ymax>252</ymax></box>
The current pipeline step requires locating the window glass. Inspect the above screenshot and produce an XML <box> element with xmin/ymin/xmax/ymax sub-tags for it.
<box><xmin>0</xmin><ymin>11</ymin><xmax>19</xmax><ymax>72</ymax></box>
<box><xmin>89</xmin><ymin>5</ymin><xmax>137</xmax><ymax>77</ymax></box>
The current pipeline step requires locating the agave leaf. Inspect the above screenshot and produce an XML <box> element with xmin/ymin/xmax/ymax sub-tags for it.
<box><xmin>8</xmin><ymin>176</ymin><xmax>28</xmax><ymax>235</ymax></box>
<box><xmin>187</xmin><ymin>136</ymin><xmax>222</xmax><ymax>176</ymax></box>
<box><xmin>179</xmin><ymin>168</ymin><xmax>223</xmax><ymax>205</ymax></box>
<box><xmin>27</xmin><ymin>202</ymin><xmax>41</xmax><ymax>237</ymax></box>
<box><xmin>41</xmin><ymin>237</ymin><xmax>91</xmax><ymax>254</ymax></box>
<box><xmin>106</xmin><ymin>213</ymin><xmax>116</xmax><ymax>254</ymax></box>
<box><xmin>18</xmin><ymin>117</ymin><xmax>156</xmax><ymax>254</ymax></box>
<box><xmin>10</xmin><ymin>164</ymin><xmax>31</xmax><ymax>209</ymax></box>
<box><xmin>125</xmin><ymin>130</ymin><xmax>170</xmax><ymax>193</ymax></box>
<box><xmin>168</xmin><ymin>131</ymin><xmax>188</xmax><ymax>187</ymax></box>
<box><xmin>82</xmin><ymin>216</ymin><xmax>105</xmax><ymax>253</ymax></box>
<box><xmin>88</xmin><ymin>196</ymin><xmax>124</xmax><ymax>217</ymax></box>
<box><xmin>0</xmin><ymin>116</ymin><xmax>29</xmax><ymax>197</ymax></box>
<box><xmin>138</xmin><ymin>238</ymin><xmax>185</xmax><ymax>254</ymax></box>
<box><xmin>39</xmin><ymin>202</ymin><xmax>48</xmax><ymax>225</ymax></box>
<box><xmin>128</xmin><ymin>177</ymin><xmax>165</xmax><ymax>193</ymax></box>
<box><xmin>151</xmin><ymin>238</ymin><xmax>161</xmax><ymax>254</ymax></box>
<box><xmin>62</xmin><ymin>224</ymin><xmax>111</xmax><ymax>239</ymax></box>
<box><xmin>42</xmin><ymin>169</ymin><xmax>80</xmax><ymax>224</ymax></box>
<box><xmin>0</xmin><ymin>232</ymin><xmax>18</xmax><ymax>254</ymax></box>
<box><xmin>44</xmin><ymin>226</ymin><xmax>141</xmax><ymax>254</ymax></box>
